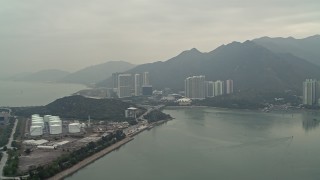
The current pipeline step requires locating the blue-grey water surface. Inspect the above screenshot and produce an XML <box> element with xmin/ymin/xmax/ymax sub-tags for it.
<box><xmin>0</xmin><ymin>80</ymin><xmax>85</xmax><ymax>107</ymax></box>
<box><xmin>66</xmin><ymin>107</ymin><xmax>320</xmax><ymax>180</ymax></box>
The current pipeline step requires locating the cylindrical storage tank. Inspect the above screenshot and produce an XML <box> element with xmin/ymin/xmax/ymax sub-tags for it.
<box><xmin>30</xmin><ymin>126</ymin><xmax>43</xmax><ymax>136</ymax></box>
<box><xmin>32</xmin><ymin>114</ymin><xmax>40</xmax><ymax>118</ymax></box>
<box><xmin>32</xmin><ymin>117</ymin><xmax>43</xmax><ymax>120</ymax></box>
<box><xmin>32</xmin><ymin>121</ymin><xmax>44</xmax><ymax>128</ymax></box>
<box><xmin>49</xmin><ymin>120</ymin><xmax>62</xmax><ymax>126</ymax></box>
<box><xmin>32</xmin><ymin>116</ymin><xmax>43</xmax><ymax>120</ymax></box>
<box><xmin>32</xmin><ymin>119</ymin><xmax>43</xmax><ymax>123</ymax></box>
<box><xmin>50</xmin><ymin>124</ymin><xmax>62</xmax><ymax>134</ymax></box>
<box><xmin>44</xmin><ymin>115</ymin><xmax>51</xmax><ymax>122</ymax></box>
<box><xmin>68</xmin><ymin>123</ymin><xmax>81</xmax><ymax>133</ymax></box>
<box><xmin>49</xmin><ymin>116</ymin><xmax>60</xmax><ymax>121</ymax></box>
<box><xmin>31</xmin><ymin>121</ymin><xmax>43</xmax><ymax>125</ymax></box>
<box><xmin>32</xmin><ymin>119</ymin><xmax>44</xmax><ymax>124</ymax></box>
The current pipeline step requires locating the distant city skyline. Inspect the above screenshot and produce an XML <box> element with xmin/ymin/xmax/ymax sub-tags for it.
<box><xmin>185</xmin><ymin>76</ymin><xmax>234</xmax><ymax>99</ymax></box>
<box><xmin>0</xmin><ymin>0</ymin><xmax>319</xmax><ymax>76</ymax></box>
<box><xmin>113</xmin><ymin>71</ymin><xmax>151</xmax><ymax>98</ymax></box>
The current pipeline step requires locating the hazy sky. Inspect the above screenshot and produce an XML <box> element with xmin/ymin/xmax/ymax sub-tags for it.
<box><xmin>0</xmin><ymin>0</ymin><xmax>319</xmax><ymax>75</ymax></box>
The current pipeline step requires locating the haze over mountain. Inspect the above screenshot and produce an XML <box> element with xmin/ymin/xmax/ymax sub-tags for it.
<box><xmin>253</xmin><ymin>35</ymin><xmax>320</xmax><ymax>66</ymax></box>
<box><xmin>8</xmin><ymin>69</ymin><xmax>70</xmax><ymax>82</ymax></box>
<box><xmin>2</xmin><ymin>72</ymin><xmax>33</xmax><ymax>81</ymax></box>
<box><xmin>1</xmin><ymin>0</ymin><xmax>319</xmax><ymax>77</ymax></box>
<box><xmin>59</xmin><ymin>61</ymin><xmax>135</xmax><ymax>85</ymax></box>
<box><xmin>5</xmin><ymin>61</ymin><xmax>135</xmax><ymax>85</ymax></box>
<box><xmin>98</xmin><ymin>35</ymin><xmax>320</xmax><ymax>94</ymax></box>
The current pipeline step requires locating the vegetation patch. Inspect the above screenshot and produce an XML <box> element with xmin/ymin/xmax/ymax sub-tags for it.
<box><xmin>0</xmin><ymin>118</ymin><xmax>15</xmax><ymax>147</ymax></box>
<box><xmin>12</xmin><ymin>95</ymin><xmax>141</xmax><ymax>121</ymax></box>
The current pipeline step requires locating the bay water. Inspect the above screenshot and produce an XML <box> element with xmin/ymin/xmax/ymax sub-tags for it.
<box><xmin>0</xmin><ymin>80</ymin><xmax>86</xmax><ymax>107</ymax></box>
<box><xmin>66</xmin><ymin>107</ymin><xmax>320</xmax><ymax>180</ymax></box>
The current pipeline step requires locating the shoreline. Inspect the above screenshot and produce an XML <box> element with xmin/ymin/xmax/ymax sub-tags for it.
<box><xmin>48</xmin><ymin>137</ymin><xmax>134</xmax><ymax>180</ymax></box>
<box><xmin>164</xmin><ymin>105</ymin><xmax>309</xmax><ymax>113</ymax></box>
<box><xmin>48</xmin><ymin>119</ymin><xmax>171</xmax><ymax>180</ymax></box>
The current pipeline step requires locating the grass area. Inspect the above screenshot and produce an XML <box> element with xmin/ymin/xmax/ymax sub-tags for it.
<box><xmin>14</xmin><ymin>117</ymin><xmax>26</xmax><ymax>140</ymax></box>
<box><xmin>0</xmin><ymin>126</ymin><xmax>4</xmax><ymax>136</ymax></box>
<box><xmin>0</xmin><ymin>119</ymin><xmax>15</xmax><ymax>147</ymax></box>
<box><xmin>13</xmin><ymin>95</ymin><xmax>139</xmax><ymax>121</ymax></box>
<box><xmin>3</xmin><ymin>149</ymin><xmax>20</xmax><ymax>177</ymax></box>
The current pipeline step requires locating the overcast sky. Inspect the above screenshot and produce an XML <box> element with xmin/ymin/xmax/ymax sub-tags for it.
<box><xmin>0</xmin><ymin>0</ymin><xmax>319</xmax><ymax>75</ymax></box>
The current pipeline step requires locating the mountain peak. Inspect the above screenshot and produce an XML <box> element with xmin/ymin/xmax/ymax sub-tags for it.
<box><xmin>304</xmin><ymin>34</ymin><xmax>320</xmax><ymax>40</ymax></box>
<box><xmin>213</xmin><ymin>40</ymin><xmax>257</xmax><ymax>51</ymax></box>
<box><xmin>181</xmin><ymin>48</ymin><xmax>201</xmax><ymax>54</ymax></box>
<box><xmin>174</xmin><ymin>48</ymin><xmax>203</xmax><ymax>59</ymax></box>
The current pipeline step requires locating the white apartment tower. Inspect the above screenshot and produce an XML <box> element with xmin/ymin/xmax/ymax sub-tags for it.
<box><xmin>185</xmin><ymin>76</ymin><xmax>206</xmax><ymax>99</ymax></box>
<box><xmin>134</xmin><ymin>74</ymin><xmax>141</xmax><ymax>96</ymax></box>
<box><xmin>143</xmin><ymin>72</ymin><xmax>150</xmax><ymax>85</ymax></box>
<box><xmin>118</xmin><ymin>74</ymin><xmax>132</xmax><ymax>98</ymax></box>
<box><xmin>214</xmin><ymin>80</ymin><xmax>224</xmax><ymax>96</ymax></box>
<box><xmin>303</xmin><ymin>79</ymin><xmax>317</xmax><ymax>105</ymax></box>
<box><xmin>225</xmin><ymin>79</ymin><xmax>234</xmax><ymax>94</ymax></box>
<box><xmin>206</xmin><ymin>81</ymin><xmax>215</xmax><ymax>97</ymax></box>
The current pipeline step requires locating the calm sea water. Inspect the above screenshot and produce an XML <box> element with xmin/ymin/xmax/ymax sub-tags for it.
<box><xmin>0</xmin><ymin>80</ymin><xmax>86</xmax><ymax>107</ymax></box>
<box><xmin>67</xmin><ymin>107</ymin><xmax>320</xmax><ymax>180</ymax></box>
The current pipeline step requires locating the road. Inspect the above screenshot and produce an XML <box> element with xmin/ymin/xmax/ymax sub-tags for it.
<box><xmin>0</xmin><ymin>118</ymin><xmax>19</xmax><ymax>180</ymax></box>
<box><xmin>138</xmin><ymin>105</ymin><xmax>165</xmax><ymax>121</ymax></box>
<box><xmin>124</xmin><ymin>105</ymin><xmax>165</xmax><ymax>135</ymax></box>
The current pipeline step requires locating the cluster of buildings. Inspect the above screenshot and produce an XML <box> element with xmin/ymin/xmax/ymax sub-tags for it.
<box><xmin>184</xmin><ymin>75</ymin><xmax>234</xmax><ymax>99</ymax></box>
<box><xmin>30</xmin><ymin>114</ymin><xmax>82</xmax><ymax>136</ymax></box>
<box><xmin>112</xmin><ymin>72</ymin><xmax>153</xmax><ymax>98</ymax></box>
<box><xmin>302</xmin><ymin>79</ymin><xmax>320</xmax><ymax>106</ymax></box>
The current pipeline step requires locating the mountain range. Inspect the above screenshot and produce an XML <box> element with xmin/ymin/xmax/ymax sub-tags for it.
<box><xmin>6</xmin><ymin>61</ymin><xmax>135</xmax><ymax>85</ymax></box>
<box><xmin>253</xmin><ymin>35</ymin><xmax>320</xmax><ymax>66</ymax></box>
<box><xmin>7</xmin><ymin>69</ymin><xmax>70</xmax><ymax>82</ymax></box>
<box><xmin>8</xmin><ymin>35</ymin><xmax>320</xmax><ymax>94</ymax></box>
<box><xmin>58</xmin><ymin>61</ymin><xmax>135</xmax><ymax>85</ymax></box>
<box><xmin>98</xmin><ymin>35</ymin><xmax>320</xmax><ymax>93</ymax></box>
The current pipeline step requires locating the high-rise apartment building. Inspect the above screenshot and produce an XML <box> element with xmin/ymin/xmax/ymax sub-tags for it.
<box><xmin>143</xmin><ymin>72</ymin><xmax>150</xmax><ymax>85</ymax></box>
<box><xmin>303</xmin><ymin>79</ymin><xmax>317</xmax><ymax>105</ymax></box>
<box><xmin>214</xmin><ymin>80</ymin><xmax>224</xmax><ymax>96</ymax></box>
<box><xmin>206</xmin><ymin>81</ymin><xmax>215</xmax><ymax>97</ymax></box>
<box><xmin>225</xmin><ymin>79</ymin><xmax>233</xmax><ymax>94</ymax></box>
<box><xmin>134</xmin><ymin>74</ymin><xmax>141</xmax><ymax>96</ymax></box>
<box><xmin>185</xmin><ymin>76</ymin><xmax>206</xmax><ymax>99</ymax></box>
<box><xmin>118</xmin><ymin>74</ymin><xmax>133</xmax><ymax>98</ymax></box>
<box><xmin>112</xmin><ymin>73</ymin><xmax>120</xmax><ymax>89</ymax></box>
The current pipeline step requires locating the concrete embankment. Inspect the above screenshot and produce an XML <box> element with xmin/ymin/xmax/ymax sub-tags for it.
<box><xmin>48</xmin><ymin>137</ymin><xmax>134</xmax><ymax>180</ymax></box>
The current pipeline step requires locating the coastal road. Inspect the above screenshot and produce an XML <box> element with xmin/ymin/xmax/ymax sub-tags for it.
<box><xmin>138</xmin><ymin>105</ymin><xmax>165</xmax><ymax>121</ymax></box>
<box><xmin>0</xmin><ymin>118</ymin><xmax>18</xmax><ymax>180</ymax></box>
<box><xmin>48</xmin><ymin>137</ymin><xmax>134</xmax><ymax>180</ymax></box>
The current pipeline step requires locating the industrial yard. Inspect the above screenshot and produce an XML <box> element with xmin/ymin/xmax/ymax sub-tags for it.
<box><xmin>0</xmin><ymin>103</ymin><xmax>171</xmax><ymax>179</ymax></box>
<box><xmin>17</xmin><ymin>111</ymin><xmax>151</xmax><ymax>175</ymax></box>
